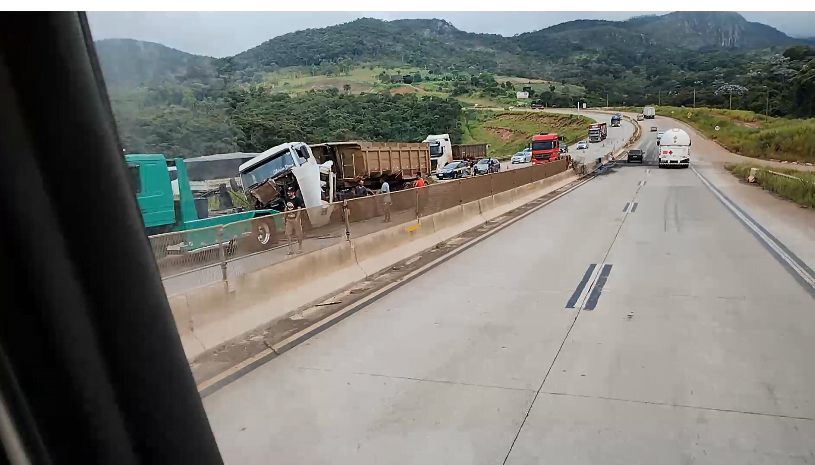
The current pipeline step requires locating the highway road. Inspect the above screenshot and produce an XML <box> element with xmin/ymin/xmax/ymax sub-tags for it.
<box><xmin>202</xmin><ymin>116</ymin><xmax>815</xmax><ymax>463</ymax></box>
<box><xmin>499</xmin><ymin>110</ymin><xmax>634</xmax><ymax>172</ymax></box>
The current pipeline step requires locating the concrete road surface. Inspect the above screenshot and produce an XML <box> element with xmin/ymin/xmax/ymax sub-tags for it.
<box><xmin>500</xmin><ymin>110</ymin><xmax>634</xmax><ymax>172</ymax></box>
<box><xmin>203</xmin><ymin>121</ymin><xmax>815</xmax><ymax>463</ymax></box>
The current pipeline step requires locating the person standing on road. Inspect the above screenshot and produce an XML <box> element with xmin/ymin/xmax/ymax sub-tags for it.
<box><xmin>284</xmin><ymin>201</ymin><xmax>304</xmax><ymax>255</ymax></box>
<box><xmin>381</xmin><ymin>180</ymin><xmax>392</xmax><ymax>222</ymax></box>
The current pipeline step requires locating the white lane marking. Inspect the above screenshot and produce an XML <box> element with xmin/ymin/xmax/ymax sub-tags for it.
<box><xmin>577</xmin><ymin>262</ymin><xmax>606</xmax><ymax>310</ymax></box>
<box><xmin>691</xmin><ymin>165</ymin><xmax>815</xmax><ymax>292</ymax></box>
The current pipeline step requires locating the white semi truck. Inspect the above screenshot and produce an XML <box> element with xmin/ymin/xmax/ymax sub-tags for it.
<box><xmin>423</xmin><ymin>134</ymin><xmax>453</xmax><ymax>173</ymax></box>
<box><xmin>657</xmin><ymin>128</ymin><xmax>691</xmax><ymax>168</ymax></box>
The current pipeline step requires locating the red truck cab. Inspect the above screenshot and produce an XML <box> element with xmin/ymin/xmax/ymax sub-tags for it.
<box><xmin>531</xmin><ymin>133</ymin><xmax>560</xmax><ymax>163</ymax></box>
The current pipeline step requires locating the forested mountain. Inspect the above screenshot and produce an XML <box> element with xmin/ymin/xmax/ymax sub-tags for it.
<box><xmin>630</xmin><ymin>12</ymin><xmax>797</xmax><ymax>49</ymax></box>
<box><xmin>95</xmin><ymin>39</ymin><xmax>215</xmax><ymax>86</ymax></box>
<box><xmin>93</xmin><ymin>12</ymin><xmax>815</xmax><ymax>158</ymax></box>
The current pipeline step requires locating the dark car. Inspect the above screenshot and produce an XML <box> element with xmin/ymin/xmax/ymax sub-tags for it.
<box><xmin>473</xmin><ymin>158</ymin><xmax>500</xmax><ymax>175</ymax></box>
<box><xmin>627</xmin><ymin>149</ymin><xmax>644</xmax><ymax>163</ymax></box>
<box><xmin>436</xmin><ymin>161</ymin><xmax>468</xmax><ymax>179</ymax></box>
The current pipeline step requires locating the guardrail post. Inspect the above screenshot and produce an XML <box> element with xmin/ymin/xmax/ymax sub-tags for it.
<box><xmin>458</xmin><ymin>179</ymin><xmax>463</xmax><ymax>205</ymax></box>
<box><xmin>217</xmin><ymin>225</ymin><xmax>227</xmax><ymax>284</ymax></box>
<box><xmin>415</xmin><ymin>187</ymin><xmax>420</xmax><ymax>219</ymax></box>
<box><xmin>343</xmin><ymin>199</ymin><xmax>351</xmax><ymax>241</ymax></box>
<box><xmin>490</xmin><ymin>172</ymin><xmax>494</xmax><ymax>196</ymax></box>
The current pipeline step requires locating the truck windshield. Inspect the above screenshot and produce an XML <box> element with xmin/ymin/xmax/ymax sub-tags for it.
<box><xmin>240</xmin><ymin>150</ymin><xmax>296</xmax><ymax>188</ymax></box>
<box><xmin>532</xmin><ymin>140</ymin><xmax>556</xmax><ymax>150</ymax></box>
<box><xmin>429</xmin><ymin>143</ymin><xmax>442</xmax><ymax>157</ymax></box>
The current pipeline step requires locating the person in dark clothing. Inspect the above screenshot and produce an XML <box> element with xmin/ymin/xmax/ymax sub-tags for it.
<box><xmin>352</xmin><ymin>179</ymin><xmax>373</xmax><ymax>198</ymax></box>
<box><xmin>284</xmin><ymin>201</ymin><xmax>304</xmax><ymax>255</ymax></box>
<box><xmin>287</xmin><ymin>187</ymin><xmax>305</xmax><ymax>209</ymax></box>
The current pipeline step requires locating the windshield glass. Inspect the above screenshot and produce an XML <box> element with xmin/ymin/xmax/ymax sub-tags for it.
<box><xmin>429</xmin><ymin>143</ymin><xmax>442</xmax><ymax>157</ymax></box>
<box><xmin>443</xmin><ymin>162</ymin><xmax>461</xmax><ymax>169</ymax></box>
<box><xmin>240</xmin><ymin>150</ymin><xmax>295</xmax><ymax>188</ymax></box>
<box><xmin>477</xmin><ymin>159</ymin><xmax>489</xmax><ymax>165</ymax></box>
<box><xmin>532</xmin><ymin>140</ymin><xmax>556</xmax><ymax>150</ymax></box>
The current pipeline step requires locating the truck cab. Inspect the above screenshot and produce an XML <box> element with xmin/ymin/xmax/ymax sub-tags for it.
<box><xmin>127</xmin><ymin>154</ymin><xmax>186</xmax><ymax>235</ymax></box>
<box><xmin>531</xmin><ymin>133</ymin><xmax>561</xmax><ymax>163</ymax></box>
<box><xmin>239</xmin><ymin>142</ymin><xmax>337</xmax><ymax>227</ymax></box>
<box><xmin>423</xmin><ymin>134</ymin><xmax>453</xmax><ymax>173</ymax></box>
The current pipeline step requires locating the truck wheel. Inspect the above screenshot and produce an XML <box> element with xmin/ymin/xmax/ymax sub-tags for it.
<box><xmin>242</xmin><ymin>217</ymin><xmax>278</xmax><ymax>254</ymax></box>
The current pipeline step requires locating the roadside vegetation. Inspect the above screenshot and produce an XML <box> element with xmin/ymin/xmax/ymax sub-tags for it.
<box><xmin>617</xmin><ymin>105</ymin><xmax>815</xmax><ymax>164</ymax></box>
<box><xmin>460</xmin><ymin>110</ymin><xmax>592</xmax><ymax>158</ymax></box>
<box><xmin>726</xmin><ymin>163</ymin><xmax>815</xmax><ymax>208</ymax></box>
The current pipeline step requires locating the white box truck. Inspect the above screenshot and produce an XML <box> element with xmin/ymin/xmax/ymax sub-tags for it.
<box><xmin>643</xmin><ymin>106</ymin><xmax>656</xmax><ymax>119</ymax></box>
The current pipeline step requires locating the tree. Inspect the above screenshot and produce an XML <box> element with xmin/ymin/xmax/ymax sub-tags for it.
<box><xmin>343</xmin><ymin>84</ymin><xmax>352</xmax><ymax>94</ymax></box>
<box><xmin>715</xmin><ymin>84</ymin><xmax>748</xmax><ymax>109</ymax></box>
<box><xmin>549</xmin><ymin>84</ymin><xmax>556</xmax><ymax>93</ymax></box>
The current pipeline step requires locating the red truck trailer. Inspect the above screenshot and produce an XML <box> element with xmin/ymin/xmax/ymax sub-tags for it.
<box><xmin>588</xmin><ymin>122</ymin><xmax>607</xmax><ymax>143</ymax></box>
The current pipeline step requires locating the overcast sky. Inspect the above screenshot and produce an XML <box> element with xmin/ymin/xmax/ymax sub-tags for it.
<box><xmin>87</xmin><ymin>11</ymin><xmax>815</xmax><ymax>58</ymax></box>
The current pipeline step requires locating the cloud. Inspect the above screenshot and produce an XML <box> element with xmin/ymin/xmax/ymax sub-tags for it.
<box><xmin>87</xmin><ymin>11</ymin><xmax>815</xmax><ymax>58</ymax></box>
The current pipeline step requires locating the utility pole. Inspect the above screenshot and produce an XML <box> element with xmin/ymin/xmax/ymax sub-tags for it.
<box><xmin>766</xmin><ymin>90</ymin><xmax>770</xmax><ymax>117</ymax></box>
<box><xmin>693</xmin><ymin>88</ymin><xmax>696</xmax><ymax>109</ymax></box>
<box><xmin>658</xmin><ymin>90</ymin><xmax>661</xmax><ymax>106</ymax></box>
<box><xmin>606</xmin><ymin>93</ymin><xmax>609</xmax><ymax>107</ymax></box>
<box><xmin>729</xmin><ymin>90</ymin><xmax>732</xmax><ymax>110</ymax></box>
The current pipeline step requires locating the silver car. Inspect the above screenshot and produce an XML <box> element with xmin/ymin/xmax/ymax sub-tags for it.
<box><xmin>576</xmin><ymin>140</ymin><xmax>589</xmax><ymax>150</ymax></box>
<box><xmin>511</xmin><ymin>148</ymin><xmax>532</xmax><ymax>164</ymax></box>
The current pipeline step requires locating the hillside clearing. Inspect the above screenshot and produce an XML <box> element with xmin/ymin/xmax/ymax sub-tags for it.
<box><xmin>461</xmin><ymin>111</ymin><xmax>593</xmax><ymax>158</ymax></box>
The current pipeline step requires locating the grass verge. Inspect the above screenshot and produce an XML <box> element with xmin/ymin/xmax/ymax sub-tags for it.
<box><xmin>613</xmin><ymin>106</ymin><xmax>815</xmax><ymax>164</ymax></box>
<box><xmin>725</xmin><ymin>163</ymin><xmax>815</xmax><ymax>209</ymax></box>
<box><xmin>460</xmin><ymin>110</ymin><xmax>593</xmax><ymax>158</ymax></box>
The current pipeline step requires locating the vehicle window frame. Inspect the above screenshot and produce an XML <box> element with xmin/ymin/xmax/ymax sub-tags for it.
<box><xmin>126</xmin><ymin>162</ymin><xmax>142</xmax><ymax>194</ymax></box>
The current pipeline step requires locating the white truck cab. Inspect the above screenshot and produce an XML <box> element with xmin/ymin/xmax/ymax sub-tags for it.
<box><xmin>239</xmin><ymin>142</ymin><xmax>336</xmax><ymax>226</ymax></box>
<box><xmin>423</xmin><ymin>134</ymin><xmax>453</xmax><ymax>173</ymax></box>
<box><xmin>657</xmin><ymin>128</ymin><xmax>691</xmax><ymax>168</ymax></box>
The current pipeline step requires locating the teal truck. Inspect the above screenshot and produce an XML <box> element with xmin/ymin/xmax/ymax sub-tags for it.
<box><xmin>126</xmin><ymin>154</ymin><xmax>280</xmax><ymax>253</ymax></box>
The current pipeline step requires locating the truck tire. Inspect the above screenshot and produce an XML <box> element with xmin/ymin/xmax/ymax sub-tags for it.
<box><xmin>241</xmin><ymin>216</ymin><xmax>278</xmax><ymax>254</ymax></box>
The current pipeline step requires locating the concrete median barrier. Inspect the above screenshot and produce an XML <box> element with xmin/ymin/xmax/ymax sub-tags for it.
<box><xmin>168</xmin><ymin>160</ymin><xmax>601</xmax><ymax>360</ymax></box>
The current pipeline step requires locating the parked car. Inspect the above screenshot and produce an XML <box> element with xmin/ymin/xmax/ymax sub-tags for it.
<box><xmin>576</xmin><ymin>140</ymin><xmax>589</xmax><ymax>150</ymax></box>
<box><xmin>511</xmin><ymin>148</ymin><xmax>532</xmax><ymax>164</ymax></box>
<box><xmin>474</xmin><ymin>158</ymin><xmax>500</xmax><ymax>175</ymax></box>
<box><xmin>657</xmin><ymin>131</ymin><xmax>665</xmax><ymax>145</ymax></box>
<box><xmin>650</xmin><ymin>126</ymin><xmax>658</xmax><ymax>132</ymax></box>
<box><xmin>637</xmin><ymin>114</ymin><xmax>644</xmax><ymax>121</ymax></box>
<box><xmin>626</xmin><ymin>149</ymin><xmax>644</xmax><ymax>163</ymax></box>
<box><xmin>436</xmin><ymin>161</ymin><xmax>468</xmax><ymax>179</ymax></box>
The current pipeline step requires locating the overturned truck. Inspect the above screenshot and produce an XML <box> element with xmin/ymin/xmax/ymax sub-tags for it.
<box><xmin>239</xmin><ymin>141</ymin><xmax>430</xmax><ymax>227</ymax></box>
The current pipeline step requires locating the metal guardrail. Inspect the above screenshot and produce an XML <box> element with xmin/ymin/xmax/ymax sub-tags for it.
<box><xmin>152</xmin><ymin>160</ymin><xmax>570</xmax><ymax>292</ymax></box>
<box><xmin>748</xmin><ymin>167</ymin><xmax>815</xmax><ymax>187</ymax></box>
